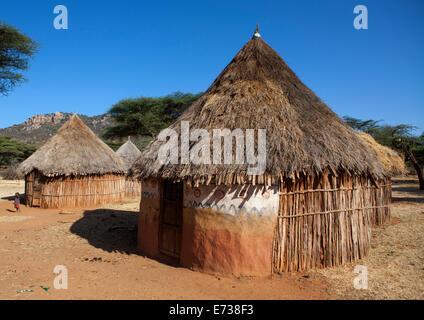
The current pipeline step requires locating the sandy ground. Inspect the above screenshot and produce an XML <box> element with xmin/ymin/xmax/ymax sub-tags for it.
<box><xmin>0</xmin><ymin>178</ymin><xmax>330</xmax><ymax>300</ymax></box>
<box><xmin>0</xmin><ymin>179</ymin><xmax>25</xmax><ymax>199</ymax></box>
<box><xmin>0</xmin><ymin>177</ymin><xmax>422</xmax><ymax>300</ymax></box>
<box><xmin>316</xmin><ymin>176</ymin><xmax>424</xmax><ymax>299</ymax></box>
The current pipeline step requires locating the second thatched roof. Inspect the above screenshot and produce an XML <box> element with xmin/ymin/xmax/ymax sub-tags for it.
<box><xmin>131</xmin><ymin>32</ymin><xmax>384</xmax><ymax>185</ymax></box>
<box><xmin>19</xmin><ymin>114</ymin><xmax>126</xmax><ymax>177</ymax></box>
<box><xmin>356</xmin><ymin>131</ymin><xmax>406</xmax><ymax>176</ymax></box>
<box><xmin>116</xmin><ymin>137</ymin><xmax>142</xmax><ymax>170</ymax></box>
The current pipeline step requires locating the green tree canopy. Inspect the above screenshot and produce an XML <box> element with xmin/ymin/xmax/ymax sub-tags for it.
<box><xmin>104</xmin><ymin>92</ymin><xmax>202</xmax><ymax>140</ymax></box>
<box><xmin>0</xmin><ymin>21</ymin><xmax>39</xmax><ymax>95</ymax></box>
<box><xmin>342</xmin><ymin>116</ymin><xmax>381</xmax><ymax>134</ymax></box>
<box><xmin>0</xmin><ymin>136</ymin><xmax>36</xmax><ymax>165</ymax></box>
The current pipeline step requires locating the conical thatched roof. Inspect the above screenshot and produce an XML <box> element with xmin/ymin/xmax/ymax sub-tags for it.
<box><xmin>356</xmin><ymin>131</ymin><xmax>406</xmax><ymax>176</ymax></box>
<box><xmin>20</xmin><ymin>114</ymin><xmax>125</xmax><ymax>177</ymax></box>
<box><xmin>116</xmin><ymin>137</ymin><xmax>141</xmax><ymax>170</ymax></box>
<box><xmin>131</xmin><ymin>32</ymin><xmax>384</xmax><ymax>184</ymax></box>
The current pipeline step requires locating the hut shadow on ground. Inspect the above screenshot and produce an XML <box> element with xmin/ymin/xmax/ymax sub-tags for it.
<box><xmin>1</xmin><ymin>193</ymin><xmax>24</xmax><ymax>201</ymax></box>
<box><xmin>391</xmin><ymin>178</ymin><xmax>421</xmax><ymax>185</ymax></box>
<box><xmin>392</xmin><ymin>178</ymin><xmax>424</xmax><ymax>203</ymax></box>
<box><xmin>70</xmin><ymin>208</ymin><xmax>189</xmax><ymax>269</ymax></box>
<box><xmin>70</xmin><ymin>209</ymin><xmax>140</xmax><ymax>255</ymax></box>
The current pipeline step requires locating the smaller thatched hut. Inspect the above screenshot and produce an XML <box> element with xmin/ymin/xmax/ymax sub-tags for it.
<box><xmin>356</xmin><ymin>131</ymin><xmax>406</xmax><ymax>225</ymax></box>
<box><xmin>356</xmin><ymin>132</ymin><xmax>406</xmax><ymax>176</ymax></box>
<box><xmin>19</xmin><ymin>114</ymin><xmax>126</xmax><ymax>208</ymax></box>
<box><xmin>116</xmin><ymin>137</ymin><xmax>142</xmax><ymax>197</ymax></box>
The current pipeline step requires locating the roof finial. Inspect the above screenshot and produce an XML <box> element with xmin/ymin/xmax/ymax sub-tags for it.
<box><xmin>253</xmin><ymin>24</ymin><xmax>261</xmax><ymax>38</ymax></box>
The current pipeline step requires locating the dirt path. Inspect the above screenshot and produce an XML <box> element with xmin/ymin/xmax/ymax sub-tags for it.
<box><xmin>1</xmin><ymin>177</ymin><xmax>422</xmax><ymax>299</ymax></box>
<box><xmin>0</xmin><ymin>182</ymin><xmax>331</xmax><ymax>300</ymax></box>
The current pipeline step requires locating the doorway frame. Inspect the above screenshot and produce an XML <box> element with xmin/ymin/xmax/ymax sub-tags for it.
<box><xmin>158</xmin><ymin>180</ymin><xmax>183</xmax><ymax>259</ymax></box>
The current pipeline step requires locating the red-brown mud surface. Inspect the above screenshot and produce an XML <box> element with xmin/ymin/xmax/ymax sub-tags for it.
<box><xmin>1</xmin><ymin>177</ymin><xmax>422</xmax><ymax>299</ymax></box>
<box><xmin>0</xmin><ymin>180</ymin><xmax>330</xmax><ymax>299</ymax></box>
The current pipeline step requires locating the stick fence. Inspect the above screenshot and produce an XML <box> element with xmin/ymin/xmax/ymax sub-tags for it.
<box><xmin>272</xmin><ymin>174</ymin><xmax>391</xmax><ymax>273</ymax></box>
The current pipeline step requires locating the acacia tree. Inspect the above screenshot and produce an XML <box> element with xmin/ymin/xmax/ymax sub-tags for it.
<box><xmin>0</xmin><ymin>21</ymin><xmax>39</xmax><ymax>95</ymax></box>
<box><xmin>392</xmin><ymin>130</ymin><xmax>424</xmax><ymax>190</ymax></box>
<box><xmin>342</xmin><ymin>116</ymin><xmax>381</xmax><ymax>134</ymax></box>
<box><xmin>0</xmin><ymin>136</ymin><xmax>36</xmax><ymax>165</ymax></box>
<box><xmin>104</xmin><ymin>92</ymin><xmax>202</xmax><ymax>140</ymax></box>
<box><xmin>344</xmin><ymin>116</ymin><xmax>424</xmax><ymax>190</ymax></box>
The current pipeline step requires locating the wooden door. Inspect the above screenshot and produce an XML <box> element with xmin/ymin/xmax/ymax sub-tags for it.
<box><xmin>31</xmin><ymin>171</ymin><xmax>42</xmax><ymax>207</ymax></box>
<box><xmin>25</xmin><ymin>171</ymin><xmax>34</xmax><ymax>206</ymax></box>
<box><xmin>160</xmin><ymin>180</ymin><xmax>183</xmax><ymax>258</ymax></box>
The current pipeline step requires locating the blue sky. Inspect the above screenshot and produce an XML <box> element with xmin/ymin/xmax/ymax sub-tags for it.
<box><xmin>0</xmin><ymin>0</ymin><xmax>423</xmax><ymax>134</ymax></box>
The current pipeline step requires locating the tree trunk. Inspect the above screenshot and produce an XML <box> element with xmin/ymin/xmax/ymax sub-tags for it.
<box><xmin>405</xmin><ymin>148</ymin><xmax>424</xmax><ymax>190</ymax></box>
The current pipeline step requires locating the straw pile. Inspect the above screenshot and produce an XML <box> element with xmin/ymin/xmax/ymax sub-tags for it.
<box><xmin>356</xmin><ymin>131</ymin><xmax>406</xmax><ymax>176</ymax></box>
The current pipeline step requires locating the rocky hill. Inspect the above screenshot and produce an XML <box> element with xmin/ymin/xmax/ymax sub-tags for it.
<box><xmin>0</xmin><ymin>112</ymin><xmax>112</xmax><ymax>146</ymax></box>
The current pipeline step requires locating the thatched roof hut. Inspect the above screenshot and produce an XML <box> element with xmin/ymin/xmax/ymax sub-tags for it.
<box><xmin>19</xmin><ymin>114</ymin><xmax>126</xmax><ymax>208</ymax></box>
<box><xmin>131</xmin><ymin>30</ymin><xmax>391</xmax><ymax>276</ymax></box>
<box><xmin>132</xmin><ymin>37</ymin><xmax>384</xmax><ymax>183</ymax></box>
<box><xmin>116</xmin><ymin>137</ymin><xmax>142</xmax><ymax>170</ymax></box>
<box><xmin>116</xmin><ymin>137</ymin><xmax>142</xmax><ymax>198</ymax></box>
<box><xmin>356</xmin><ymin>131</ymin><xmax>406</xmax><ymax>176</ymax></box>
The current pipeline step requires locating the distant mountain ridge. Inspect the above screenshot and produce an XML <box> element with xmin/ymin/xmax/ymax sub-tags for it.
<box><xmin>0</xmin><ymin>112</ymin><xmax>112</xmax><ymax>146</ymax></box>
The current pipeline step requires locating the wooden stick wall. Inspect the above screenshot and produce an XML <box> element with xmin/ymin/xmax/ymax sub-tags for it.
<box><xmin>38</xmin><ymin>173</ymin><xmax>126</xmax><ymax>208</ymax></box>
<box><xmin>272</xmin><ymin>173</ymin><xmax>391</xmax><ymax>273</ymax></box>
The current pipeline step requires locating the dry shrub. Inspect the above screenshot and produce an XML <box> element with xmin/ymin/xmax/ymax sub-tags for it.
<box><xmin>0</xmin><ymin>160</ymin><xmax>24</xmax><ymax>180</ymax></box>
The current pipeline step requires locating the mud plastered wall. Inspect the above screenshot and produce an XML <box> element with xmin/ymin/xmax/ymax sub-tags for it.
<box><xmin>141</xmin><ymin>179</ymin><xmax>159</xmax><ymax>199</ymax></box>
<box><xmin>138</xmin><ymin>179</ymin><xmax>161</xmax><ymax>256</ymax></box>
<box><xmin>181</xmin><ymin>184</ymin><xmax>279</xmax><ymax>276</ymax></box>
<box><xmin>183</xmin><ymin>184</ymin><xmax>279</xmax><ymax>217</ymax></box>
